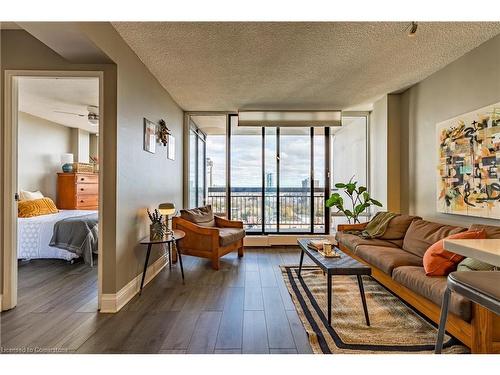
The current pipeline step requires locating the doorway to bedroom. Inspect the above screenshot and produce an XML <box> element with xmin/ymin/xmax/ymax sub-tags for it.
<box><xmin>2</xmin><ymin>72</ymin><xmax>103</xmax><ymax>317</ymax></box>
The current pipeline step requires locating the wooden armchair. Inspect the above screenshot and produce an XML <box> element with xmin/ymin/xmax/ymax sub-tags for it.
<box><xmin>172</xmin><ymin>215</ymin><xmax>245</xmax><ymax>270</ymax></box>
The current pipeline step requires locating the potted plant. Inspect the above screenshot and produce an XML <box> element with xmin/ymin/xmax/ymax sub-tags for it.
<box><xmin>325</xmin><ymin>177</ymin><xmax>382</xmax><ymax>224</ymax></box>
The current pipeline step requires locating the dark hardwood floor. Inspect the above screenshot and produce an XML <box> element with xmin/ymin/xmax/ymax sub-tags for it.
<box><xmin>0</xmin><ymin>247</ymin><xmax>314</xmax><ymax>354</ymax></box>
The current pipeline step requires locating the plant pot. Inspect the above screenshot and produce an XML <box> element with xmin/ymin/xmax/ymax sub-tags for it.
<box><xmin>150</xmin><ymin>222</ymin><xmax>164</xmax><ymax>241</ymax></box>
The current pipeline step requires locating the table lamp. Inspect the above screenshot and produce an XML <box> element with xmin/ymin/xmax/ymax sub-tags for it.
<box><xmin>61</xmin><ymin>153</ymin><xmax>74</xmax><ymax>173</ymax></box>
<box><xmin>158</xmin><ymin>202</ymin><xmax>176</xmax><ymax>235</ymax></box>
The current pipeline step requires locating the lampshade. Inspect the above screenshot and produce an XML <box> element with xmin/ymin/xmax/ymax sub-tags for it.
<box><xmin>158</xmin><ymin>202</ymin><xmax>176</xmax><ymax>216</ymax></box>
<box><xmin>61</xmin><ymin>153</ymin><xmax>74</xmax><ymax>164</ymax></box>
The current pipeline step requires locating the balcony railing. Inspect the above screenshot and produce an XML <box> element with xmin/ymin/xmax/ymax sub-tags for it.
<box><xmin>206</xmin><ymin>187</ymin><xmax>325</xmax><ymax>231</ymax></box>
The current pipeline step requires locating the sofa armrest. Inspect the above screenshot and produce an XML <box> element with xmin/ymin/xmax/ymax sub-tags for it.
<box><xmin>173</xmin><ymin>216</ymin><xmax>219</xmax><ymax>251</ymax></box>
<box><xmin>215</xmin><ymin>215</ymin><xmax>244</xmax><ymax>229</ymax></box>
<box><xmin>337</xmin><ymin>222</ymin><xmax>368</xmax><ymax>231</ymax></box>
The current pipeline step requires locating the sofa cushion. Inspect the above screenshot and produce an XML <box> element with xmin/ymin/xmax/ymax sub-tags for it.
<box><xmin>335</xmin><ymin>232</ymin><xmax>400</xmax><ymax>253</ymax></box>
<box><xmin>392</xmin><ymin>266</ymin><xmax>472</xmax><ymax>322</ymax></box>
<box><xmin>355</xmin><ymin>245</ymin><xmax>423</xmax><ymax>275</ymax></box>
<box><xmin>379</xmin><ymin>214</ymin><xmax>421</xmax><ymax>240</ymax></box>
<box><xmin>402</xmin><ymin>219</ymin><xmax>465</xmax><ymax>258</ymax></box>
<box><xmin>469</xmin><ymin>223</ymin><xmax>500</xmax><ymax>239</ymax></box>
<box><xmin>180</xmin><ymin>205</ymin><xmax>215</xmax><ymax>227</ymax></box>
<box><xmin>423</xmin><ymin>230</ymin><xmax>486</xmax><ymax>276</ymax></box>
<box><xmin>219</xmin><ymin>228</ymin><xmax>245</xmax><ymax>247</ymax></box>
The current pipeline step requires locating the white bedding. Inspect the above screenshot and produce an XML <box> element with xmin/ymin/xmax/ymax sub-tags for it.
<box><xmin>17</xmin><ymin>210</ymin><xmax>98</xmax><ymax>261</ymax></box>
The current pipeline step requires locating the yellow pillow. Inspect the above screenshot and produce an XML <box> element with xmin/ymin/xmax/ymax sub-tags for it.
<box><xmin>18</xmin><ymin>198</ymin><xmax>59</xmax><ymax>218</ymax></box>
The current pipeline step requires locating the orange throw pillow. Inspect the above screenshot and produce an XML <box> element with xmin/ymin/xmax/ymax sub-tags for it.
<box><xmin>423</xmin><ymin>230</ymin><xmax>487</xmax><ymax>276</ymax></box>
<box><xmin>18</xmin><ymin>197</ymin><xmax>59</xmax><ymax>218</ymax></box>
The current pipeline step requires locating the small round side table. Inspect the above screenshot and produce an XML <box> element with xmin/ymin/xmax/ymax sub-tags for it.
<box><xmin>139</xmin><ymin>229</ymin><xmax>185</xmax><ymax>295</ymax></box>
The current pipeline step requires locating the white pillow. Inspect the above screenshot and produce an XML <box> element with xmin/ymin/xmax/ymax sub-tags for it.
<box><xmin>20</xmin><ymin>190</ymin><xmax>44</xmax><ymax>201</ymax></box>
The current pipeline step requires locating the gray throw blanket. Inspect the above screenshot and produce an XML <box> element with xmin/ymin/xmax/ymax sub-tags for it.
<box><xmin>49</xmin><ymin>213</ymin><xmax>98</xmax><ymax>266</ymax></box>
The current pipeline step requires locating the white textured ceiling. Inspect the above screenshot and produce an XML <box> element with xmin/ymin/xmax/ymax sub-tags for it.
<box><xmin>18</xmin><ymin>77</ymin><xmax>99</xmax><ymax>133</ymax></box>
<box><xmin>190</xmin><ymin>115</ymin><xmax>226</xmax><ymax>135</ymax></box>
<box><xmin>113</xmin><ymin>22</ymin><xmax>500</xmax><ymax>111</ymax></box>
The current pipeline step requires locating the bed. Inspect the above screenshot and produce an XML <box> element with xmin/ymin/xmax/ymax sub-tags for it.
<box><xmin>17</xmin><ymin>210</ymin><xmax>98</xmax><ymax>264</ymax></box>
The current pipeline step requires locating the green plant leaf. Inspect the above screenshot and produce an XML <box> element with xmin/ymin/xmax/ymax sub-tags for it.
<box><xmin>346</xmin><ymin>183</ymin><xmax>356</xmax><ymax>195</ymax></box>
<box><xmin>358</xmin><ymin>186</ymin><xmax>367</xmax><ymax>194</ymax></box>
<box><xmin>325</xmin><ymin>193</ymin><xmax>342</xmax><ymax>207</ymax></box>
<box><xmin>370</xmin><ymin>198</ymin><xmax>383</xmax><ymax>207</ymax></box>
<box><xmin>362</xmin><ymin>191</ymin><xmax>370</xmax><ymax>202</ymax></box>
<box><xmin>334</xmin><ymin>183</ymin><xmax>346</xmax><ymax>188</ymax></box>
<box><xmin>344</xmin><ymin>209</ymin><xmax>353</xmax><ymax>217</ymax></box>
<box><xmin>354</xmin><ymin>204</ymin><xmax>365</xmax><ymax>215</ymax></box>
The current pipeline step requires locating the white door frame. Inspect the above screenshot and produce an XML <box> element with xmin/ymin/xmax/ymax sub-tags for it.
<box><xmin>2</xmin><ymin>70</ymin><xmax>104</xmax><ymax>311</ymax></box>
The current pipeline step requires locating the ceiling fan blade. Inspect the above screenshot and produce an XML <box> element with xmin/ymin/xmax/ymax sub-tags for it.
<box><xmin>54</xmin><ymin>110</ymin><xmax>86</xmax><ymax>117</ymax></box>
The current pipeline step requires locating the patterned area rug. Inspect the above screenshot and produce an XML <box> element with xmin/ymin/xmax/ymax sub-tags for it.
<box><xmin>281</xmin><ymin>266</ymin><xmax>468</xmax><ymax>354</ymax></box>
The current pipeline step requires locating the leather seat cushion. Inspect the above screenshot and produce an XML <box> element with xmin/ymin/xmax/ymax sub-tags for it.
<box><xmin>355</xmin><ymin>245</ymin><xmax>423</xmax><ymax>275</ymax></box>
<box><xmin>219</xmin><ymin>228</ymin><xmax>245</xmax><ymax>247</ymax></box>
<box><xmin>402</xmin><ymin>219</ymin><xmax>465</xmax><ymax>258</ymax></box>
<box><xmin>336</xmin><ymin>232</ymin><xmax>401</xmax><ymax>253</ymax></box>
<box><xmin>379</xmin><ymin>214</ymin><xmax>421</xmax><ymax>240</ymax></box>
<box><xmin>392</xmin><ymin>266</ymin><xmax>472</xmax><ymax>321</ymax></box>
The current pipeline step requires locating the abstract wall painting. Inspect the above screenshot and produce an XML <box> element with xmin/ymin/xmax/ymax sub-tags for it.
<box><xmin>436</xmin><ymin>102</ymin><xmax>500</xmax><ymax>219</ymax></box>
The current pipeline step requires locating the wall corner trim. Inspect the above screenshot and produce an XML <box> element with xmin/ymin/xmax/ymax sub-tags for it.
<box><xmin>100</xmin><ymin>253</ymin><xmax>168</xmax><ymax>313</ymax></box>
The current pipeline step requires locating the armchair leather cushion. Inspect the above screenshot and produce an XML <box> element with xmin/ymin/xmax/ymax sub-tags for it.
<box><xmin>180</xmin><ymin>205</ymin><xmax>216</xmax><ymax>227</ymax></box>
<box><xmin>219</xmin><ymin>228</ymin><xmax>245</xmax><ymax>247</ymax></box>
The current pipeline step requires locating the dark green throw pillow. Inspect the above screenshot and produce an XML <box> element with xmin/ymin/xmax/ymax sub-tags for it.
<box><xmin>457</xmin><ymin>257</ymin><xmax>495</xmax><ymax>272</ymax></box>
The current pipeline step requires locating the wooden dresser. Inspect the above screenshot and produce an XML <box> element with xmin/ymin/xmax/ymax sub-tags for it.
<box><xmin>57</xmin><ymin>172</ymin><xmax>98</xmax><ymax>210</ymax></box>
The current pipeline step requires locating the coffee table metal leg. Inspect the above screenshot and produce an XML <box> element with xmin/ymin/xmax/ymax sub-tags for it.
<box><xmin>327</xmin><ymin>274</ymin><xmax>332</xmax><ymax>325</ymax></box>
<box><xmin>140</xmin><ymin>244</ymin><xmax>152</xmax><ymax>296</ymax></box>
<box><xmin>298</xmin><ymin>248</ymin><xmax>305</xmax><ymax>277</ymax></box>
<box><xmin>357</xmin><ymin>275</ymin><xmax>370</xmax><ymax>326</ymax></box>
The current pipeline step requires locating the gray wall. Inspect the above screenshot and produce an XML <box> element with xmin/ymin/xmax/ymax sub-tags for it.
<box><xmin>17</xmin><ymin>112</ymin><xmax>73</xmax><ymax>201</ymax></box>
<box><xmin>370</xmin><ymin>96</ymin><xmax>388</xmax><ymax>211</ymax></box>
<box><xmin>78</xmin><ymin>23</ymin><xmax>184</xmax><ymax>291</ymax></box>
<box><xmin>400</xmin><ymin>33</ymin><xmax>500</xmax><ymax>226</ymax></box>
<box><xmin>2</xmin><ymin>25</ymin><xmax>184</xmax><ymax>294</ymax></box>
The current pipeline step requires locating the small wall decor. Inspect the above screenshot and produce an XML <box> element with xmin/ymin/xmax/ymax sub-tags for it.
<box><xmin>158</xmin><ymin>118</ymin><xmax>171</xmax><ymax>146</ymax></box>
<box><xmin>436</xmin><ymin>102</ymin><xmax>500</xmax><ymax>219</ymax></box>
<box><xmin>143</xmin><ymin>118</ymin><xmax>156</xmax><ymax>154</ymax></box>
<box><xmin>167</xmin><ymin>134</ymin><xmax>175</xmax><ymax>160</ymax></box>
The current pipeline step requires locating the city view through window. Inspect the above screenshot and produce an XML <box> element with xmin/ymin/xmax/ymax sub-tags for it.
<box><xmin>188</xmin><ymin>114</ymin><xmax>367</xmax><ymax>234</ymax></box>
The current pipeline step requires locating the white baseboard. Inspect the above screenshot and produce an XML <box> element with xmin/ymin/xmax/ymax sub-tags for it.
<box><xmin>100</xmin><ymin>253</ymin><xmax>168</xmax><ymax>313</ymax></box>
<box><xmin>244</xmin><ymin>234</ymin><xmax>336</xmax><ymax>247</ymax></box>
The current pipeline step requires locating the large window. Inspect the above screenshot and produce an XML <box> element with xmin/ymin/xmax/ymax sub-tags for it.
<box><xmin>279</xmin><ymin>127</ymin><xmax>311</xmax><ymax>232</ymax></box>
<box><xmin>228</xmin><ymin>116</ymin><xmax>327</xmax><ymax>234</ymax></box>
<box><xmin>187</xmin><ymin>113</ymin><xmax>368</xmax><ymax>235</ymax></box>
<box><xmin>230</xmin><ymin>116</ymin><xmax>262</xmax><ymax>232</ymax></box>
<box><xmin>331</xmin><ymin>115</ymin><xmax>368</xmax><ymax>229</ymax></box>
<box><xmin>188</xmin><ymin>123</ymin><xmax>206</xmax><ymax>208</ymax></box>
<box><xmin>188</xmin><ymin>115</ymin><xmax>227</xmax><ymax>213</ymax></box>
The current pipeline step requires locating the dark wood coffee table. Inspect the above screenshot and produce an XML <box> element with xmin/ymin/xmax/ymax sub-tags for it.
<box><xmin>297</xmin><ymin>238</ymin><xmax>371</xmax><ymax>326</ymax></box>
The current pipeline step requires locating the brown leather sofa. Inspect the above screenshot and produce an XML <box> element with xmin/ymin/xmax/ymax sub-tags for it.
<box><xmin>336</xmin><ymin>216</ymin><xmax>500</xmax><ymax>353</ymax></box>
<box><xmin>172</xmin><ymin>205</ymin><xmax>245</xmax><ymax>270</ymax></box>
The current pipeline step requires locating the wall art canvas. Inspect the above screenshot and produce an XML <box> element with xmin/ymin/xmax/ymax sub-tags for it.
<box><xmin>143</xmin><ymin>118</ymin><xmax>156</xmax><ymax>154</ymax></box>
<box><xmin>436</xmin><ymin>102</ymin><xmax>500</xmax><ymax>219</ymax></box>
